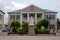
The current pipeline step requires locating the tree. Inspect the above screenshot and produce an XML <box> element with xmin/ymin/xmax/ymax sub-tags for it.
<box><xmin>10</xmin><ymin>21</ymin><xmax>15</xmax><ymax>28</ymax></box>
<box><xmin>57</xmin><ymin>19</ymin><xmax>60</xmax><ymax>30</ymax></box>
<box><xmin>10</xmin><ymin>21</ymin><xmax>21</xmax><ymax>29</ymax></box>
<box><xmin>15</xmin><ymin>21</ymin><xmax>21</xmax><ymax>28</ymax></box>
<box><xmin>36</xmin><ymin>19</ymin><xmax>49</xmax><ymax>29</ymax></box>
<box><xmin>10</xmin><ymin>21</ymin><xmax>21</xmax><ymax>33</ymax></box>
<box><xmin>22</xmin><ymin>21</ymin><xmax>28</xmax><ymax>27</ymax></box>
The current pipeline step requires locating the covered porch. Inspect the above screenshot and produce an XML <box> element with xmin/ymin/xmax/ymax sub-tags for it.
<box><xmin>20</xmin><ymin>12</ymin><xmax>44</xmax><ymax>26</ymax></box>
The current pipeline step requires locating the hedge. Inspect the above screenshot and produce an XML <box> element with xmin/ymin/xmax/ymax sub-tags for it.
<box><xmin>35</xmin><ymin>28</ymin><xmax>49</xmax><ymax>34</ymax></box>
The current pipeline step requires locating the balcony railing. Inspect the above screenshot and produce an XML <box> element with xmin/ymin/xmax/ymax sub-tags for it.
<box><xmin>37</xmin><ymin>17</ymin><xmax>42</xmax><ymax>20</ymax></box>
<box><xmin>22</xmin><ymin>18</ymin><xmax>27</xmax><ymax>21</ymax></box>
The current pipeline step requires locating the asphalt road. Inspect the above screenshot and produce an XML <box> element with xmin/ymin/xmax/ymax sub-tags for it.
<box><xmin>0</xmin><ymin>36</ymin><xmax>60</xmax><ymax>40</ymax></box>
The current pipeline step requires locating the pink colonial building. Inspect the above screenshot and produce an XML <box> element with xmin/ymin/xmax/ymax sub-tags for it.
<box><xmin>8</xmin><ymin>5</ymin><xmax>57</xmax><ymax>32</ymax></box>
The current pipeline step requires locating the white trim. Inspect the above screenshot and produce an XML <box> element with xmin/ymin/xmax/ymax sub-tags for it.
<box><xmin>55</xmin><ymin>14</ymin><xmax>57</xmax><ymax>32</ymax></box>
<box><xmin>21</xmin><ymin>12</ymin><xmax>43</xmax><ymax>13</ymax></box>
<box><xmin>35</xmin><ymin>13</ymin><xmax>37</xmax><ymax>22</ymax></box>
<box><xmin>42</xmin><ymin>12</ymin><xmax>44</xmax><ymax>19</ymax></box>
<box><xmin>20</xmin><ymin>12</ymin><xmax>22</xmax><ymax>29</ymax></box>
<box><xmin>27</xmin><ymin>13</ymin><xmax>29</xmax><ymax>22</ymax></box>
<box><xmin>20</xmin><ymin>12</ymin><xmax>22</xmax><ymax>24</ymax></box>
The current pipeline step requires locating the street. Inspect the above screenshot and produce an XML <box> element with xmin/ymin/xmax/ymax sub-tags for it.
<box><xmin>0</xmin><ymin>36</ymin><xmax>60</xmax><ymax>40</ymax></box>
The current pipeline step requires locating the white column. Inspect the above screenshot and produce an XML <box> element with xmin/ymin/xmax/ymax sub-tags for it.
<box><xmin>34</xmin><ymin>13</ymin><xmax>37</xmax><ymax>28</ymax></box>
<box><xmin>42</xmin><ymin>13</ymin><xmax>44</xmax><ymax>19</ymax></box>
<box><xmin>55</xmin><ymin>14</ymin><xmax>57</xmax><ymax>33</ymax></box>
<box><xmin>35</xmin><ymin>13</ymin><xmax>37</xmax><ymax>23</ymax></box>
<box><xmin>20</xmin><ymin>13</ymin><xmax>22</xmax><ymax>29</ymax></box>
<box><xmin>27</xmin><ymin>13</ymin><xmax>29</xmax><ymax>22</ymax></box>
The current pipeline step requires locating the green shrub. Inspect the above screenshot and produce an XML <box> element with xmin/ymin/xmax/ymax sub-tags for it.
<box><xmin>11</xmin><ymin>27</ymin><xmax>18</xmax><ymax>34</ymax></box>
<box><xmin>36</xmin><ymin>19</ymin><xmax>49</xmax><ymax>29</ymax></box>
<box><xmin>17</xmin><ymin>28</ymin><xmax>28</xmax><ymax>35</ymax></box>
<box><xmin>11</xmin><ymin>27</ymin><xmax>28</xmax><ymax>34</ymax></box>
<box><xmin>10</xmin><ymin>21</ymin><xmax>21</xmax><ymax>28</ymax></box>
<box><xmin>15</xmin><ymin>21</ymin><xmax>21</xmax><ymax>28</ymax></box>
<box><xmin>22</xmin><ymin>21</ymin><xmax>28</xmax><ymax>27</ymax></box>
<box><xmin>10</xmin><ymin>21</ymin><xmax>21</xmax><ymax>34</ymax></box>
<box><xmin>10</xmin><ymin>21</ymin><xmax>28</xmax><ymax>34</ymax></box>
<box><xmin>35</xmin><ymin>28</ymin><xmax>49</xmax><ymax>34</ymax></box>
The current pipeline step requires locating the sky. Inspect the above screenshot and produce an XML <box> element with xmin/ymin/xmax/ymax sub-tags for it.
<box><xmin>0</xmin><ymin>0</ymin><xmax>60</xmax><ymax>23</ymax></box>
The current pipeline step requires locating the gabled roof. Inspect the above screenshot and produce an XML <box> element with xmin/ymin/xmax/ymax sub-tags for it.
<box><xmin>11</xmin><ymin>4</ymin><xmax>44</xmax><ymax>12</ymax></box>
<box><xmin>0</xmin><ymin>10</ymin><xmax>5</xmax><ymax>14</ymax></box>
<box><xmin>20</xmin><ymin>4</ymin><xmax>44</xmax><ymax>12</ymax></box>
<box><xmin>8</xmin><ymin>4</ymin><xmax>57</xmax><ymax>13</ymax></box>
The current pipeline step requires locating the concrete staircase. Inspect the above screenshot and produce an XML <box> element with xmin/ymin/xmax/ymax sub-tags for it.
<box><xmin>28</xmin><ymin>26</ymin><xmax>36</xmax><ymax>36</ymax></box>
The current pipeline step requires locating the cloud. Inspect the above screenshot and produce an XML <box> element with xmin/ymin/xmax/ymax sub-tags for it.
<box><xmin>3</xmin><ymin>1</ymin><xmax>27</xmax><ymax>23</ymax></box>
<box><xmin>0</xmin><ymin>0</ymin><xmax>2</xmax><ymax>3</ymax></box>
<box><xmin>2</xmin><ymin>1</ymin><xmax>27</xmax><ymax>12</ymax></box>
<box><xmin>12</xmin><ymin>1</ymin><xmax>27</xmax><ymax>9</ymax></box>
<box><xmin>4</xmin><ymin>6</ymin><xmax>15</xmax><ymax>12</ymax></box>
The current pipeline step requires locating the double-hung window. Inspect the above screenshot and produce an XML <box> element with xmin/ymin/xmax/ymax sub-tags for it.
<box><xmin>49</xmin><ymin>15</ymin><xmax>54</xmax><ymax>20</ymax></box>
<box><xmin>16</xmin><ymin>15</ymin><xmax>20</xmax><ymax>20</ymax></box>
<box><xmin>44</xmin><ymin>15</ymin><xmax>48</xmax><ymax>19</ymax></box>
<box><xmin>10</xmin><ymin>15</ymin><xmax>15</xmax><ymax>20</ymax></box>
<box><xmin>50</xmin><ymin>24</ymin><xmax>55</xmax><ymax>29</ymax></box>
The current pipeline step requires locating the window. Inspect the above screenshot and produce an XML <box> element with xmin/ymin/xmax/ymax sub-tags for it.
<box><xmin>44</xmin><ymin>15</ymin><xmax>48</xmax><ymax>19</ymax></box>
<box><xmin>16</xmin><ymin>15</ymin><xmax>20</xmax><ymax>20</ymax></box>
<box><xmin>10</xmin><ymin>15</ymin><xmax>15</xmax><ymax>20</ymax></box>
<box><xmin>50</xmin><ymin>24</ymin><xmax>54</xmax><ymax>29</ymax></box>
<box><xmin>23</xmin><ymin>14</ymin><xmax>27</xmax><ymax>18</ymax></box>
<box><xmin>37</xmin><ymin>14</ymin><xmax>42</xmax><ymax>18</ymax></box>
<box><xmin>0</xmin><ymin>15</ymin><xmax>2</xmax><ymax>21</ymax></box>
<box><xmin>23</xmin><ymin>14</ymin><xmax>27</xmax><ymax>20</ymax></box>
<box><xmin>0</xmin><ymin>24</ymin><xmax>2</xmax><ymax>30</ymax></box>
<box><xmin>49</xmin><ymin>15</ymin><xmax>54</xmax><ymax>20</ymax></box>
